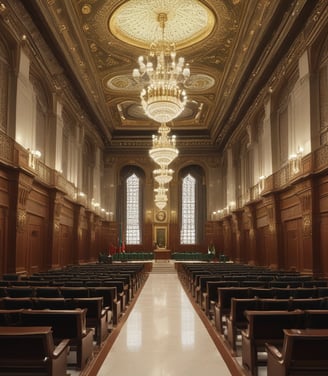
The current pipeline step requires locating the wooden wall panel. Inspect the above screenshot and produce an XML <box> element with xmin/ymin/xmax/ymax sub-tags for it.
<box><xmin>27</xmin><ymin>222</ymin><xmax>45</xmax><ymax>274</ymax></box>
<box><xmin>26</xmin><ymin>187</ymin><xmax>49</xmax><ymax>218</ymax></box>
<box><xmin>319</xmin><ymin>215</ymin><xmax>328</xmax><ymax>278</ymax></box>
<box><xmin>0</xmin><ymin>214</ymin><xmax>5</xmax><ymax>276</ymax></box>
<box><xmin>59</xmin><ymin>224</ymin><xmax>74</xmax><ymax>267</ymax></box>
<box><xmin>256</xmin><ymin>226</ymin><xmax>271</xmax><ymax>267</ymax></box>
<box><xmin>284</xmin><ymin>219</ymin><xmax>302</xmax><ymax>271</ymax></box>
<box><xmin>0</xmin><ymin>172</ymin><xmax>9</xmax><ymax>207</ymax></box>
<box><xmin>15</xmin><ymin>227</ymin><xmax>29</xmax><ymax>275</ymax></box>
<box><xmin>242</xmin><ymin>229</ymin><xmax>251</xmax><ymax>263</ymax></box>
<box><xmin>61</xmin><ymin>200</ymin><xmax>75</xmax><ymax>227</ymax></box>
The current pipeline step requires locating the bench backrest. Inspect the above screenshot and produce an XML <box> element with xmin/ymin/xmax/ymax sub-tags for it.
<box><xmin>0</xmin><ymin>326</ymin><xmax>54</xmax><ymax>361</ymax></box>
<box><xmin>33</xmin><ymin>297</ymin><xmax>74</xmax><ymax>310</ymax></box>
<box><xmin>289</xmin><ymin>298</ymin><xmax>324</xmax><ymax>310</ymax></box>
<box><xmin>0</xmin><ymin>308</ymin><xmax>23</xmax><ymax>325</ymax></box>
<box><xmin>230</xmin><ymin>298</ymin><xmax>260</xmax><ymax>322</ymax></box>
<box><xmin>89</xmin><ymin>286</ymin><xmax>117</xmax><ymax>308</ymax></box>
<box><xmin>218</xmin><ymin>287</ymin><xmax>249</xmax><ymax>308</ymax></box>
<box><xmin>20</xmin><ymin>309</ymin><xmax>87</xmax><ymax>340</ymax></box>
<box><xmin>283</xmin><ymin>329</ymin><xmax>328</xmax><ymax>368</ymax></box>
<box><xmin>73</xmin><ymin>297</ymin><xmax>103</xmax><ymax>319</ymax></box>
<box><xmin>245</xmin><ymin>310</ymin><xmax>305</xmax><ymax>340</ymax></box>
<box><xmin>304</xmin><ymin>309</ymin><xmax>328</xmax><ymax>328</ymax></box>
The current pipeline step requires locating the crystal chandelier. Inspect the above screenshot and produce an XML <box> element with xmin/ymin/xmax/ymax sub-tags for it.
<box><xmin>132</xmin><ymin>13</ymin><xmax>190</xmax><ymax>123</ymax></box>
<box><xmin>149</xmin><ymin>123</ymin><xmax>178</xmax><ymax>167</ymax></box>
<box><xmin>154</xmin><ymin>183</ymin><xmax>168</xmax><ymax>210</ymax></box>
<box><xmin>153</xmin><ymin>167</ymin><xmax>174</xmax><ymax>185</ymax></box>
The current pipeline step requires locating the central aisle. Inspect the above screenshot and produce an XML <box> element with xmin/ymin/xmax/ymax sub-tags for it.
<box><xmin>97</xmin><ymin>272</ymin><xmax>232</xmax><ymax>376</ymax></box>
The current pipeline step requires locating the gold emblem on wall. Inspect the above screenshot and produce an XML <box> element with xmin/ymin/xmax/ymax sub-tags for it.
<box><xmin>155</xmin><ymin>210</ymin><xmax>166</xmax><ymax>222</ymax></box>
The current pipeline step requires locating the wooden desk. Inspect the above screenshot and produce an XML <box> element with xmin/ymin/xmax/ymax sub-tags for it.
<box><xmin>154</xmin><ymin>249</ymin><xmax>171</xmax><ymax>260</ymax></box>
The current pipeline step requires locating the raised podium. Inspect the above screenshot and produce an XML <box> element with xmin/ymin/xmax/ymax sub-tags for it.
<box><xmin>154</xmin><ymin>249</ymin><xmax>171</xmax><ymax>260</ymax></box>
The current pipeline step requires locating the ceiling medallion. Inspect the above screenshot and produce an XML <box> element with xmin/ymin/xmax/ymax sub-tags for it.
<box><xmin>109</xmin><ymin>0</ymin><xmax>215</xmax><ymax>50</ymax></box>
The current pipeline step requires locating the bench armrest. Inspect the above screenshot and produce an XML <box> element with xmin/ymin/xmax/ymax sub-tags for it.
<box><xmin>241</xmin><ymin>329</ymin><xmax>250</xmax><ymax>339</ymax></box>
<box><xmin>52</xmin><ymin>338</ymin><xmax>70</xmax><ymax>358</ymax></box>
<box><xmin>265</xmin><ymin>343</ymin><xmax>283</xmax><ymax>361</ymax></box>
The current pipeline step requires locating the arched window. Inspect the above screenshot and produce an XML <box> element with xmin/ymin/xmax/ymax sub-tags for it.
<box><xmin>181</xmin><ymin>173</ymin><xmax>196</xmax><ymax>244</ymax></box>
<box><xmin>179</xmin><ymin>165</ymin><xmax>205</xmax><ymax>245</ymax></box>
<box><xmin>119</xmin><ymin>166</ymin><xmax>144</xmax><ymax>246</ymax></box>
<box><xmin>126</xmin><ymin>173</ymin><xmax>141</xmax><ymax>244</ymax></box>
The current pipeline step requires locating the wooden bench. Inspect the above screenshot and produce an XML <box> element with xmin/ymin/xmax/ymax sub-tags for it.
<box><xmin>33</xmin><ymin>297</ymin><xmax>75</xmax><ymax>310</ymax></box>
<box><xmin>289</xmin><ymin>298</ymin><xmax>324</xmax><ymax>310</ymax></box>
<box><xmin>241</xmin><ymin>310</ymin><xmax>306</xmax><ymax>376</ymax></box>
<box><xmin>203</xmin><ymin>280</ymin><xmax>238</xmax><ymax>317</ymax></box>
<box><xmin>89</xmin><ymin>286</ymin><xmax>121</xmax><ymax>325</ymax></box>
<box><xmin>214</xmin><ymin>287</ymin><xmax>249</xmax><ymax>333</ymax></box>
<box><xmin>20</xmin><ymin>309</ymin><xmax>94</xmax><ymax>370</ymax></box>
<box><xmin>266</xmin><ymin>329</ymin><xmax>328</xmax><ymax>376</ymax></box>
<box><xmin>73</xmin><ymin>297</ymin><xmax>111</xmax><ymax>345</ymax></box>
<box><xmin>0</xmin><ymin>326</ymin><xmax>69</xmax><ymax>375</ymax></box>
<box><xmin>2</xmin><ymin>297</ymin><xmax>34</xmax><ymax>309</ymax></box>
<box><xmin>196</xmin><ymin>275</ymin><xmax>221</xmax><ymax>307</ymax></box>
<box><xmin>304</xmin><ymin>309</ymin><xmax>328</xmax><ymax>328</ymax></box>
<box><xmin>226</xmin><ymin>298</ymin><xmax>260</xmax><ymax>352</ymax></box>
<box><xmin>0</xmin><ymin>308</ymin><xmax>23</xmax><ymax>325</ymax></box>
<box><xmin>102</xmin><ymin>280</ymin><xmax>126</xmax><ymax>312</ymax></box>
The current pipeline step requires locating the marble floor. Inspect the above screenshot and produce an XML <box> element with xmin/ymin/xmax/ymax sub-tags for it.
<box><xmin>96</xmin><ymin>271</ymin><xmax>232</xmax><ymax>376</ymax></box>
<box><xmin>69</xmin><ymin>263</ymin><xmax>268</xmax><ymax>376</ymax></box>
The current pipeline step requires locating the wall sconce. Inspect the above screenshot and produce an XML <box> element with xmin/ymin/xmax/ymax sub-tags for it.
<box><xmin>228</xmin><ymin>201</ymin><xmax>236</xmax><ymax>212</ymax></box>
<box><xmin>258</xmin><ymin>175</ymin><xmax>266</xmax><ymax>193</ymax></box>
<box><xmin>28</xmin><ymin>149</ymin><xmax>41</xmax><ymax>169</ymax></box>
<box><xmin>288</xmin><ymin>153</ymin><xmax>301</xmax><ymax>175</ymax></box>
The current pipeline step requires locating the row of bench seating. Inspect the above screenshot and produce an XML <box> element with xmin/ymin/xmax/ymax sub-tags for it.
<box><xmin>212</xmin><ymin>286</ymin><xmax>328</xmax><ymax>332</ymax></box>
<box><xmin>0</xmin><ymin>286</ymin><xmax>122</xmax><ymax>324</ymax></box>
<box><xmin>0</xmin><ymin>263</ymin><xmax>148</xmax><ymax>374</ymax></box>
<box><xmin>0</xmin><ymin>295</ymin><xmax>111</xmax><ymax>345</ymax></box>
<box><xmin>266</xmin><ymin>328</ymin><xmax>328</xmax><ymax>376</ymax></box>
<box><xmin>225</xmin><ymin>297</ymin><xmax>328</xmax><ymax>351</ymax></box>
<box><xmin>199</xmin><ymin>279</ymin><xmax>328</xmax><ymax>315</ymax></box>
<box><xmin>177</xmin><ymin>262</ymin><xmax>328</xmax><ymax>376</ymax></box>
<box><xmin>241</xmin><ymin>309</ymin><xmax>328</xmax><ymax>376</ymax></box>
<box><xmin>0</xmin><ymin>326</ymin><xmax>70</xmax><ymax>376</ymax></box>
<box><xmin>0</xmin><ymin>308</ymin><xmax>94</xmax><ymax>371</ymax></box>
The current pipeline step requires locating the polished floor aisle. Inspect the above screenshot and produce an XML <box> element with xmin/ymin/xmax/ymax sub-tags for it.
<box><xmin>96</xmin><ymin>271</ymin><xmax>232</xmax><ymax>376</ymax></box>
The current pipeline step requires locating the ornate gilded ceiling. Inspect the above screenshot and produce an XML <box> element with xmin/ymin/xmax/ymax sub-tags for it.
<box><xmin>109</xmin><ymin>0</ymin><xmax>215</xmax><ymax>50</ymax></box>
<box><xmin>20</xmin><ymin>0</ymin><xmax>320</xmax><ymax>152</ymax></box>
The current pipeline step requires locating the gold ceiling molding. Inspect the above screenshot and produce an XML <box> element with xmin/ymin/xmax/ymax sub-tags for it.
<box><xmin>109</xmin><ymin>0</ymin><xmax>216</xmax><ymax>50</ymax></box>
<box><xmin>106</xmin><ymin>73</ymin><xmax>215</xmax><ymax>92</ymax></box>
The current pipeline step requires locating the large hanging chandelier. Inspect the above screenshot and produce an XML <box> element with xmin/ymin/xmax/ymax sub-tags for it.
<box><xmin>132</xmin><ymin>13</ymin><xmax>190</xmax><ymax>123</ymax></box>
<box><xmin>149</xmin><ymin>123</ymin><xmax>179</xmax><ymax>167</ymax></box>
